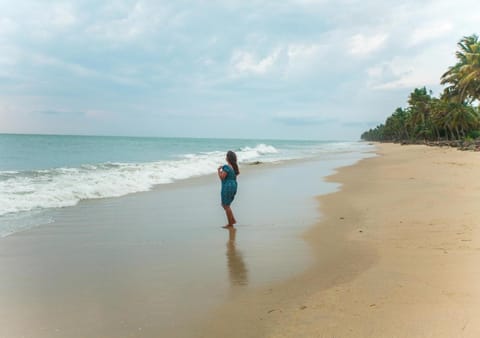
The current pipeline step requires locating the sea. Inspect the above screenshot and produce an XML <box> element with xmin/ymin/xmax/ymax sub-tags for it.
<box><xmin>0</xmin><ymin>134</ymin><xmax>374</xmax><ymax>237</ymax></box>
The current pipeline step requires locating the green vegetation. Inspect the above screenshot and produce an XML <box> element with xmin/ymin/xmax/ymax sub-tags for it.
<box><xmin>361</xmin><ymin>34</ymin><xmax>480</xmax><ymax>143</ymax></box>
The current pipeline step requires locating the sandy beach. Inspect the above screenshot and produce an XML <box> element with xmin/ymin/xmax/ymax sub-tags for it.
<box><xmin>200</xmin><ymin>143</ymin><xmax>480</xmax><ymax>337</ymax></box>
<box><xmin>0</xmin><ymin>149</ymin><xmax>366</xmax><ymax>338</ymax></box>
<box><xmin>1</xmin><ymin>143</ymin><xmax>479</xmax><ymax>337</ymax></box>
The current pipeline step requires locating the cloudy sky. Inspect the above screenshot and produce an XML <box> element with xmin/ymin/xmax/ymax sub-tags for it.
<box><xmin>0</xmin><ymin>0</ymin><xmax>478</xmax><ymax>140</ymax></box>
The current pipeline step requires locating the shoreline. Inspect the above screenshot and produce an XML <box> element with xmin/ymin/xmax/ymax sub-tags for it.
<box><xmin>199</xmin><ymin>143</ymin><xmax>480</xmax><ymax>337</ymax></box>
<box><xmin>0</xmin><ymin>149</ymin><xmax>370</xmax><ymax>238</ymax></box>
<box><xmin>0</xmin><ymin>150</ymin><xmax>372</xmax><ymax>338</ymax></box>
<box><xmin>381</xmin><ymin>139</ymin><xmax>480</xmax><ymax>152</ymax></box>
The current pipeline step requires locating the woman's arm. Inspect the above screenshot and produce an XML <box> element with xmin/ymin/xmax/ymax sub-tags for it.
<box><xmin>218</xmin><ymin>166</ymin><xmax>227</xmax><ymax>180</ymax></box>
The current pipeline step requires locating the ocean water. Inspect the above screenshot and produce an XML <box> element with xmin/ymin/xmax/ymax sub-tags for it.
<box><xmin>0</xmin><ymin>134</ymin><xmax>373</xmax><ymax>236</ymax></box>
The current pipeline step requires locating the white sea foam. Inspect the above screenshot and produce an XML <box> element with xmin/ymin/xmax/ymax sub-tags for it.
<box><xmin>0</xmin><ymin>142</ymin><xmax>374</xmax><ymax>217</ymax></box>
<box><xmin>0</xmin><ymin>144</ymin><xmax>280</xmax><ymax>216</ymax></box>
<box><xmin>238</xmin><ymin>144</ymin><xmax>278</xmax><ymax>160</ymax></box>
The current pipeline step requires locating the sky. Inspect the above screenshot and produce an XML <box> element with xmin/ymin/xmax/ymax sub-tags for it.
<box><xmin>0</xmin><ymin>0</ymin><xmax>478</xmax><ymax>140</ymax></box>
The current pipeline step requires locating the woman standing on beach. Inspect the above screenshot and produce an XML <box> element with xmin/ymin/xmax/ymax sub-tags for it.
<box><xmin>218</xmin><ymin>151</ymin><xmax>239</xmax><ymax>228</ymax></box>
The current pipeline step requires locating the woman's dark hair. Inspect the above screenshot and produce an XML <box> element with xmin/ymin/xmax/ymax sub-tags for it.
<box><xmin>226</xmin><ymin>150</ymin><xmax>240</xmax><ymax>175</ymax></box>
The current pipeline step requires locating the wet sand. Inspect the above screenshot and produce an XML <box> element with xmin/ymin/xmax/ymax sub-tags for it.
<box><xmin>200</xmin><ymin>143</ymin><xmax>480</xmax><ymax>337</ymax></box>
<box><xmin>0</xmin><ymin>153</ymin><xmax>366</xmax><ymax>338</ymax></box>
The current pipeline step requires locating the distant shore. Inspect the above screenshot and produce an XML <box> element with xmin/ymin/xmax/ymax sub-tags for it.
<box><xmin>200</xmin><ymin>143</ymin><xmax>480</xmax><ymax>337</ymax></box>
<box><xmin>386</xmin><ymin>139</ymin><xmax>480</xmax><ymax>152</ymax></box>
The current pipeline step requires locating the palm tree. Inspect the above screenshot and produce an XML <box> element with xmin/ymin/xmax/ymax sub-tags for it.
<box><xmin>391</xmin><ymin>107</ymin><xmax>411</xmax><ymax>140</ymax></box>
<box><xmin>408</xmin><ymin>87</ymin><xmax>433</xmax><ymax>140</ymax></box>
<box><xmin>441</xmin><ymin>34</ymin><xmax>480</xmax><ymax>104</ymax></box>
<box><xmin>459</xmin><ymin>41</ymin><xmax>480</xmax><ymax>102</ymax></box>
<box><xmin>429</xmin><ymin>98</ymin><xmax>446</xmax><ymax>140</ymax></box>
<box><xmin>361</xmin><ymin>34</ymin><xmax>480</xmax><ymax>143</ymax></box>
<box><xmin>446</xmin><ymin>103</ymin><xmax>479</xmax><ymax>139</ymax></box>
<box><xmin>361</xmin><ymin>124</ymin><xmax>386</xmax><ymax>141</ymax></box>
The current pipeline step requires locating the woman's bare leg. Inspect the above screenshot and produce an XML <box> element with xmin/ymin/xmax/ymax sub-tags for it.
<box><xmin>223</xmin><ymin>205</ymin><xmax>236</xmax><ymax>226</ymax></box>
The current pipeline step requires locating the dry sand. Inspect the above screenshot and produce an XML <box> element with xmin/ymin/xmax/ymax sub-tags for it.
<box><xmin>200</xmin><ymin>143</ymin><xmax>480</xmax><ymax>337</ymax></box>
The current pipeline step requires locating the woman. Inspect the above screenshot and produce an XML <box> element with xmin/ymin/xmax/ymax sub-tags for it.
<box><xmin>217</xmin><ymin>150</ymin><xmax>240</xmax><ymax>228</ymax></box>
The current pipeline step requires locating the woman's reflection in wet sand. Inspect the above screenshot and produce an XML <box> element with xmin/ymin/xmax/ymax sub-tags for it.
<box><xmin>226</xmin><ymin>227</ymin><xmax>248</xmax><ymax>287</ymax></box>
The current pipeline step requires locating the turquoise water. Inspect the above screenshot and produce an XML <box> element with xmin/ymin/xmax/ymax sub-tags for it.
<box><xmin>0</xmin><ymin>134</ymin><xmax>342</xmax><ymax>171</ymax></box>
<box><xmin>0</xmin><ymin>151</ymin><xmax>373</xmax><ymax>337</ymax></box>
<box><xmin>0</xmin><ymin>133</ymin><xmax>376</xmax><ymax>336</ymax></box>
<box><xmin>0</xmin><ymin>133</ymin><xmax>373</xmax><ymax>236</ymax></box>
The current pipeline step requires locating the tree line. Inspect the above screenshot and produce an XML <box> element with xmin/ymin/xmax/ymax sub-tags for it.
<box><xmin>361</xmin><ymin>34</ymin><xmax>480</xmax><ymax>142</ymax></box>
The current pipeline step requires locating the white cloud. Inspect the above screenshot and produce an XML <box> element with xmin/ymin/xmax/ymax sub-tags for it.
<box><xmin>366</xmin><ymin>64</ymin><xmax>384</xmax><ymax>78</ymax></box>
<box><xmin>367</xmin><ymin>43</ymin><xmax>454</xmax><ymax>90</ymax></box>
<box><xmin>231</xmin><ymin>48</ymin><xmax>281</xmax><ymax>76</ymax></box>
<box><xmin>85</xmin><ymin>2</ymin><xmax>176</xmax><ymax>42</ymax></box>
<box><xmin>287</xmin><ymin>43</ymin><xmax>321</xmax><ymax>63</ymax></box>
<box><xmin>0</xmin><ymin>17</ymin><xmax>17</xmax><ymax>39</ymax></box>
<box><xmin>50</xmin><ymin>3</ymin><xmax>77</xmax><ymax>28</ymax></box>
<box><xmin>87</xmin><ymin>3</ymin><xmax>148</xmax><ymax>40</ymax></box>
<box><xmin>349</xmin><ymin>33</ymin><xmax>388</xmax><ymax>56</ymax></box>
<box><xmin>31</xmin><ymin>54</ymin><xmax>97</xmax><ymax>77</ymax></box>
<box><xmin>0</xmin><ymin>43</ymin><xmax>21</xmax><ymax>68</ymax></box>
<box><xmin>283</xmin><ymin>43</ymin><xmax>326</xmax><ymax>78</ymax></box>
<box><xmin>1</xmin><ymin>0</ymin><xmax>479</xmax><ymax>139</ymax></box>
<box><xmin>230</xmin><ymin>43</ymin><xmax>325</xmax><ymax>79</ymax></box>
<box><xmin>410</xmin><ymin>22</ymin><xmax>453</xmax><ymax>46</ymax></box>
<box><xmin>367</xmin><ymin>59</ymin><xmax>416</xmax><ymax>89</ymax></box>
<box><xmin>28</xmin><ymin>53</ymin><xmax>146</xmax><ymax>87</ymax></box>
<box><xmin>17</xmin><ymin>3</ymin><xmax>78</xmax><ymax>40</ymax></box>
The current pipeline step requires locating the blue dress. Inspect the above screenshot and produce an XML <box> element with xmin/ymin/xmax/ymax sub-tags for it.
<box><xmin>221</xmin><ymin>165</ymin><xmax>237</xmax><ymax>206</ymax></box>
